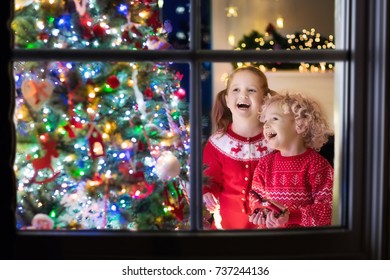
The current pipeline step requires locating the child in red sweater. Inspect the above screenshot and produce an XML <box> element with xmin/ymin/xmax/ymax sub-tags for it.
<box><xmin>203</xmin><ymin>66</ymin><xmax>275</xmax><ymax>229</ymax></box>
<box><xmin>249</xmin><ymin>93</ymin><xmax>334</xmax><ymax>228</ymax></box>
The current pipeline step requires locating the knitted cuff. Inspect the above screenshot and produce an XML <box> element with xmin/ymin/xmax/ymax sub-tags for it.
<box><xmin>288</xmin><ymin>209</ymin><xmax>302</xmax><ymax>224</ymax></box>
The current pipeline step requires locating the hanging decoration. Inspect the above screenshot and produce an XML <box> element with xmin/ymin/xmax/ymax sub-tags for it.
<box><xmin>21</xmin><ymin>79</ymin><xmax>54</xmax><ymax>111</ymax></box>
<box><xmin>28</xmin><ymin>137</ymin><xmax>60</xmax><ymax>184</ymax></box>
<box><xmin>13</xmin><ymin>0</ymin><xmax>191</xmax><ymax>231</ymax></box>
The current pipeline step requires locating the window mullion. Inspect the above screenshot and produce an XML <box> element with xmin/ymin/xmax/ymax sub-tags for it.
<box><xmin>189</xmin><ymin>0</ymin><xmax>203</xmax><ymax>231</ymax></box>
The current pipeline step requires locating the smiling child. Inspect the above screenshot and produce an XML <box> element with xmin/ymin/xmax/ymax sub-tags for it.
<box><xmin>249</xmin><ymin>92</ymin><xmax>334</xmax><ymax>228</ymax></box>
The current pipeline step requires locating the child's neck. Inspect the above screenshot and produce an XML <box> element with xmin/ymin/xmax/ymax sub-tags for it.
<box><xmin>279</xmin><ymin>144</ymin><xmax>307</xmax><ymax>157</ymax></box>
<box><xmin>231</xmin><ymin>122</ymin><xmax>262</xmax><ymax>138</ymax></box>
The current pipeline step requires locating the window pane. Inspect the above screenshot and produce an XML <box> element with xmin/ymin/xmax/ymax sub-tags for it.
<box><xmin>202</xmin><ymin>62</ymin><xmax>339</xmax><ymax>230</ymax></box>
<box><xmin>14</xmin><ymin>61</ymin><xmax>190</xmax><ymax>231</ymax></box>
<box><xmin>208</xmin><ymin>0</ymin><xmax>335</xmax><ymax>51</ymax></box>
<box><xmin>12</xmin><ymin>0</ymin><xmax>190</xmax><ymax>50</ymax></box>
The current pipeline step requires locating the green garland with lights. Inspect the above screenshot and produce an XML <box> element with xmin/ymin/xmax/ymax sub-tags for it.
<box><xmin>233</xmin><ymin>23</ymin><xmax>336</xmax><ymax>71</ymax></box>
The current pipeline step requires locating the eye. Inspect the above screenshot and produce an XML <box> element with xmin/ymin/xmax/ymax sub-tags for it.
<box><xmin>248</xmin><ymin>89</ymin><xmax>256</xmax><ymax>93</ymax></box>
<box><xmin>232</xmin><ymin>88</ymin><xmax>239</xmax><ymax>93</ymax></box>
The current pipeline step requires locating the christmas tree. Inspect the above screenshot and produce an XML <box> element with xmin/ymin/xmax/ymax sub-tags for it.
<box><xmin>13</xmin><ymin>0</ymin><xmax>191</xmax><ymax>230</ymax></box>
<box><xmin>233</xmin><ymin>23</ymin><xmax>336</xmax><ymax>71</ymax></box>
<box><xmin>12</xmin><ymin>0</ymin><xmax>174</xmax><ymax>50</ymax></box>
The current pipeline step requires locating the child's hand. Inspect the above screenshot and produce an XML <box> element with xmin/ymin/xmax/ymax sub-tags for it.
<box><xmin>265</xmin><ymin>210</ymin><xmax>290</xmax><ymax>228</ymax></box>
<box><xmin>203</xmin><ymin>192</ymin><xmax>219</xmax><ymax>212</ymax></box>
<box><xmin>249</xmin><ymin>210</ymin><xmax>266</xmax><ymax>227</ymax></box>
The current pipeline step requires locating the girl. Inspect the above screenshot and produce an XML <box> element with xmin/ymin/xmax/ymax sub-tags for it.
<box><xmin>249</xmin><ymin>93</ymin><xmax>334</xmax><ymax>228</ymax></box>
<box><xmin>203</xmin><ymin>66</ymin><xmax>275</xmax><ymax>229</ymax></box>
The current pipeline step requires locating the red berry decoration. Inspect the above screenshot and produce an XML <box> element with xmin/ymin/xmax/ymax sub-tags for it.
<box><xmin>38</xmin><ymin>32</ymin><xmax>49</xmax><ymax>41</ymax></box>
<box><xmin>143</xmin><ymin>87</ymin><xmax>154</xmax><ymax>99</ymax></box>
<box><xmin>107</xmin><ymin>75</ymin><xmax>120</xmax><ymax>89</ymax></box>
<box><xmin>92</xmin><ymin>23</ymin><xmax>106</xmax><ymax>37</ymax></box>
<box><xmin>174</xmin><ymin>88</ymin><xmax>186</xmax><ymax>100</ymax></box>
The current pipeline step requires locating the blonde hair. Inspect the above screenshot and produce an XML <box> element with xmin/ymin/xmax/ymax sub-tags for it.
<box><xmin>213</xmin><ymin>66</ymin><xmax>275</xmax><ymax>133</ymax></box>
<box><xmin>260</xmin><ymin>92</ymin><xmax>333</xmax><ymax>151</ymax></box>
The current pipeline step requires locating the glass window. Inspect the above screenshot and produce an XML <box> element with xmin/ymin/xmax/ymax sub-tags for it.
<box><xmin>12</xmin><ymin>0</ymin><xmax>190</xmax><ymax>50</ymax></box>
<box><xmin>201</xmin><ymin>0</ymin><xmax>342</xmax><ymax>230</ymax></box>
<box><xmin>202</xmin><ymin>61</ymin><xmax>341</xmax><ymax>229</ymax></box>
<box><xmin>208</xmin><ymin>0</ymin><xmax>335</xmax><ymax>50</ymax></box>
<box><xmin>12</xmin><ymin>0</ymin><xmax>344</xmax><ymax>232</ymax></box>
<box><xmin>14</xmin><ymin>61</ymin><xmax>190</xmax><ymax>231</ymax></box>
<box><xmin>7</xmin><ymin>0</ymin><xmax>390</xmax><ymax>259</ymax></box>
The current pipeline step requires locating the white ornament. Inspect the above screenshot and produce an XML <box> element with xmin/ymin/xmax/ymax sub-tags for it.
<box><xmin>155</xmin><ymin>151</ymin><xmax>181</xmax><ymax>181</ymax></box>
<box><xmin>15</xmin><ymin>0</ymin><xmax>34</xmax><ymax>10</ymax></box>
<box><xmin>21</xmin><ymin>79</ymin><xmax>53</xmax><ymax>111</ymax></box>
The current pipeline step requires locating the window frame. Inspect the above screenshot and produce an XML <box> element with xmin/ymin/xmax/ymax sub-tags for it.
<box><xmin>2</xmin><ymin>0</ymin><xmax>389</xmax><ymax>259</ymax></box>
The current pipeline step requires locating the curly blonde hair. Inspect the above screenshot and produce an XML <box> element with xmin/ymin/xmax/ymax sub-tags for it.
<box><xmin>259</xmin><ymin>92</ymin><xmax>333</xmax><ymax>151</ymax></box>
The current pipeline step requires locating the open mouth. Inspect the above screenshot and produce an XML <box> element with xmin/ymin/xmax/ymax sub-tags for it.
<box><xmin>237</xmin><ymin>102</ymin><xmax>250</xmax><ymax>109</ymax></box>
<box><xmin>265</xmin><ymin>131</ymin><xmax>277</xmax><ymax>140</ymax></box>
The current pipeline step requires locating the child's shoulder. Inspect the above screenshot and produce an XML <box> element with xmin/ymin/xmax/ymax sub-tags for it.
<box><xmin>307</xmin><ymin>149</ymin><xmax>333</xmax><ymax>170</ymax></box>
<box><xmin>211</xmin><ymin>129</ymin><xmax>226</xmax><ymax>139</ymax></box>
<box><xmin>258</xmin><ymin>150</ymin><xmax>278</xmax><ymax>162</ymax></box>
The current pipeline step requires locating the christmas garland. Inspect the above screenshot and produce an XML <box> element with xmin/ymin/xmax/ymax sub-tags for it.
<box><xmin>233</xmin><ymin>23</ymin><xmax>336</xmax><ymax>71</ymax></box>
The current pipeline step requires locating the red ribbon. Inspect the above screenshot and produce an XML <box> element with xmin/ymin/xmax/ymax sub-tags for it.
<box><xmin>29</xmin><ymin>80</ymin><xmax>49</xmax><ymax>104</ymax></box>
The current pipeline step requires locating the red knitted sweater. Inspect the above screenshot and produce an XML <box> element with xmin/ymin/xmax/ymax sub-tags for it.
<box><xmin>203</xmin><ymin>125</ymin><xmax>273</xmax><ymax>229</ymax></box>
<box><xmin>249</xmin><ymin>148</ymin><xmax>334</xmax><ymax>227</ymax></box>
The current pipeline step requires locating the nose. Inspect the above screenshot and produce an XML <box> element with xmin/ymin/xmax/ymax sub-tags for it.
<box><xmin>239</xmin><ymin>93</ymin><xmax>248</xmax><ymax>99</ymax></box>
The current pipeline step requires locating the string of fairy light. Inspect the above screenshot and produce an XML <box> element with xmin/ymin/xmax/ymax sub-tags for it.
<box><xmin>14</xmin><ymin>0</ymin><xmax>170</xmax><ymax>49</ymax></box>
<box><xmin>225</xmin><ymin>3</ymin><xmax>336</xmax><ymax>72</ymax></box>
<box><xmin>13</xmin><ymin>59</ymin><xmax>190</xmax><ymax>229</ymax></box>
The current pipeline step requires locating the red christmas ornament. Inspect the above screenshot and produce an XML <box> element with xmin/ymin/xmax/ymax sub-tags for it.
<box><xmin>118</xmin><ymin>161</ymin><xmax>131</xmax><ymax>176</ymax></box>
<box><xmin>92</xmin><ymin>23</ymin><xmax>106</xmax><ymax>37</ymax></box>
<box><xmin>134</xmin><ymin>41</ymin><xmax>143</xmax><ymax>49</ymax></box>
<box><xmin>119</xmin><ymin>166</ymin><xmax>156</xmax><ymax>199</ymax></box>
<box><xmin>130</xmin><ymin>25</ymin><xmax>143</xmax><ymax>37</ymax></box>
<box><xmin>175</xmin><ymin>72</ymin><xmax>184</xmax><ymax>81</ymax></box>
<box><xmin>38</xmin><ymin>32</ymin><xmax>49</xmax><ymax>41</ymax></box>
<box><xmin>143</xmin><ymin>87</ymin><xmax>154</xmax><ymax>99</ymax></box>
<box><xmin>107</xmin><ymin>75</ymin><xmax>120</xmax><ymax>89</ymax></box>
<box><xmin>79</xmin><ymin>13</ymin><xmax>94</xmax><ymax>39</ymax></box>
<box><xmin>30</xmin><ymin>138</ymin><xmax>60</xmax><ymax>184</ymax></box>
<box><xmin>121</xmin><ymin>30</ymin><xmax>132</xmax><ymax>43</ymax></box>
<box><xmin>174</xmin><ymin>88</ymin><xmax>186</xmax><ymax>100</ymax></box>
<box><xmin>63</xmin><ymin>116</ymin><xmax>83</xmax><ymax>138</ymax></box>
<box><xmin>146</xmin><ymin>10</ymin><xmax>161</xmax><ymax>32</ymax></box>
<box><xmin>86</xmin><ymin>124</ymin><xmax>105</xmax><ymax>159</ymax></box>
<box><xmin>128</xmin><ymin>180</ymin><xmax>155</xmax><ymax>199</ymax></box>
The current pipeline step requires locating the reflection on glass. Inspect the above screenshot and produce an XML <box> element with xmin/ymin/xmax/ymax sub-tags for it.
<box><xmin>210</xmin><ymin>0</ymin><xmax>335</xmax><ymax>51</ymax></box>
<box><xmin>14</xmin><ymin>61</ymin><xmax>190</xmax><ymax>230</ymax></box>
<box><xmin>202</xmin><ymin>63</ymin><xmax>338</xmax><ymax>230</ymax></box>
<box><xmin>12</xmin><ymin>0</ymin><xmax>190</xmax><ymax>50</ymax></box>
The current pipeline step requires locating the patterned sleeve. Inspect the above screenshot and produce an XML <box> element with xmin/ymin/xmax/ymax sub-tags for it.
<box><xmin>248</xmin><ymin>159</ymin><xmax>266</xmax><ymax>213</ymax></box>
<box><xmin>202</xmin><ymin>140</ymin><xmax>223</xmax><ymax>198</ymax></box>
<box><xmin>299</xmin><ymin>158</ymin><xmax>334</xmax><ymax>227</ymax></box>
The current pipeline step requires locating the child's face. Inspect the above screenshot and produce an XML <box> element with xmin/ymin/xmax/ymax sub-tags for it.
<box><xmin>262</xmin><ymin>101</ymin><xmax>304</xmax><ymax>155</ymax></box>
<box><xmin>225</xmin><ymin>70</ymin><xmax>265</xmax><ymax>121</ymax></box>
